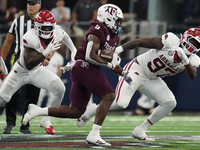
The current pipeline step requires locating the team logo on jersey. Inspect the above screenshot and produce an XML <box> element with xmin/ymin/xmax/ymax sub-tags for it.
<box><xmin>36</xmin><ymin>43</ymin><xmax>40</xmax><ymax>49</ymax></box>
<box><xmin>107</xmin><ymin>35</ymin><xmax>110</xmax><ymax>41</ymax></box>
<box><xmin>168</xmin><ymin>50</ymin><xmax>174</xmax><ymax>56</ymax></box>
<box><xmin>95</xmin><ymin>24</ymin><xmax>100</xmax><ymax>30</ymax></box>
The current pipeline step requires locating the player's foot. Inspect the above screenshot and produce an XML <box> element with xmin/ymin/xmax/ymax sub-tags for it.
<box><xmin>86</xmin><ymin>131</ymin><xmax>111</xmax><ymax>146</ymax></box>
<box><xmin>77</xmin><ymin>115</ymin><xmax>90</xmax><ymax>127</ymax></box>
<box><xmin>2</xmin><ymin>124</ymin><xmax>16</xmax><ymax>134</ymax></box>
<box><xmin>40</xmin><ymin>116</ymin><xmax>55</xmax><ymax>135</ymax></box>
<box><xmin>77</xmin><ymin>104</ymin><xmax>97</xmax><ymax>127</ymax></box>
<box><xmin>131</xmin><ymin>126</ymin><xmax>155</xmax><ymax>141</ymax></box>
<box><xmin>19</xmin><ymin>127</ymin><xmax>32</xmax><ymax>134</ymax></box>
<box><xmin>22</xmin><ymin>104</ymin><xmax>41</xmax><ymax>126</ymax></box>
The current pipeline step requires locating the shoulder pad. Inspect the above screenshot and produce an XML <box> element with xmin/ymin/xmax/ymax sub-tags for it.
<box><xmin>162</xmin><ymin>32</ymin><xmax>180</xmax><ymax>48</ymax></box>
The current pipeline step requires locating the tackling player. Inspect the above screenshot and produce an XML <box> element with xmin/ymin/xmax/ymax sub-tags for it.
<box><xmin>0</xmin><ymin>10</ymin><xmax>77</xmax><ymax>134</ymax></box>
<box><xmin>75</xmin><ymin>28</ymin><xmax>200</xmax><ymax>141</ymax></box>
<box><xmin>22</xmin><ymin>4</ymin><xmax>132</xmax><ymax>146</ymax></box>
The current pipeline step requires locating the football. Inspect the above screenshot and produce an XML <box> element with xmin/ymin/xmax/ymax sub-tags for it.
<box><xmin>97</xmin><ymin>49</ymin><xmax>114</xmax><ymax>62</ymax></box>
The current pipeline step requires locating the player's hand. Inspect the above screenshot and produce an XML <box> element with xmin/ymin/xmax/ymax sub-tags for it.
<box><xmin>43</xmin><ymin>59</ymin><xmax>49</xmax><ymax>66</ymax></box>
<box><xmin>174</xmin><ymin>47</ymin><xmax>189</xmax><ymax>65</ymax></box>
<box><xmin>42</xmin><ymin>38</ymin><xmax>61</xmax><ymax>57</ymax></box>
<box><xmin>122</xmin><ymin>70</ymin><xmax>134</xmax><ymax>89</ymax></box>
<box><xmin>115</xmin><ymin>46</ymin><xmax>123</xmax><ymax>54</ymax></box>
<box><xmin>110</xmin><ymin>53</ymin><xmax>121</xmax><ymax>69</ymax></box>
<box><xmin>60</xmin><ymin>61</ymin><xmax>75</xmax><ymax>73</ymax></box>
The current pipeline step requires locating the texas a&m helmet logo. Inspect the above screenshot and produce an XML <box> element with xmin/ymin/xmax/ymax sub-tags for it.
<box><xmin>105</xmin><ymin>6</ymin><xmax>117</xmax><ymax>16</ymax></box>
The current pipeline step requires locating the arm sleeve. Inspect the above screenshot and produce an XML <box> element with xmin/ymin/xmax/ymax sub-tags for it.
<box><xmin>62</xmin><ymin>32</ymin><xmax>77</xmax><ymax>61</ymax></box>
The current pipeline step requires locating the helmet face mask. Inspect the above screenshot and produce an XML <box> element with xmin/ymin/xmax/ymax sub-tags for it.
<box><xmin>97</xmin><ymin>4</ymin><xmax>124</xmax><ymax>34</ymax></box>
<box><xmin>35</xmin><ymin>10</ymin><xmax>56</xmax><ymax>39</ymax></box>
<box><xmin>180</xmin><ymin>28</ymin><xmax>200</xmax><ymax>55</ymax></box>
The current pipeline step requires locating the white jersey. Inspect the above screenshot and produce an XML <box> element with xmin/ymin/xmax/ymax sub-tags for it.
<box><xmin>45</xmin><ymin>52</ymin><xmax>64</xmax><ymax>75</ymax></box>
<box><xmin>19</xmin><ymin>25</ymin><xmax>65</xmax><ymax>70</ymax></box>
<box><xmin>137</xmin><ymin>32</ymin><xmax>200</xmax><ymax>79</ymax></box>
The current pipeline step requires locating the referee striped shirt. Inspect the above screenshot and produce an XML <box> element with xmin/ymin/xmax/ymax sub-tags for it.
<box><xmin>8</xmin><ymin>14</ymin><xmax>35</xmax><ymax>55</ymax></box>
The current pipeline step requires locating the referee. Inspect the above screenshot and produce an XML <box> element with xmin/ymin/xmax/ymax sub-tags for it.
<box><xmin>0</xmin><ymin>0</ymin><xmax>41</xmax><ymax>134</ymax></box>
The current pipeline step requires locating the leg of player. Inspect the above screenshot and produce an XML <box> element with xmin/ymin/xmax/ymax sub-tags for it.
<box><xmin>131</xmin><ymin>79</ymin><xmax>177</xmax><ymax>141</ymax></box>
<box><xmin>86</xmin><ymin>93</ymin><xmax>114</xmax><ymax>146</ymax></box>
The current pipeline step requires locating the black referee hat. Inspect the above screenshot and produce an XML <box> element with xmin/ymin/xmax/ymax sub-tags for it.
<box><xmin>27</xmin><ymin>0</ymin><xmax>41</xmax><ymax>4</ymax></box>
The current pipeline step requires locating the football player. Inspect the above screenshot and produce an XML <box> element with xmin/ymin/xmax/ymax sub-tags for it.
<box><xmin>75</xmin><ymin>28</ymin><xmax>200</xmax><ymax>141</ymax></box>
<box><xmin>0</xmin><ymin>10</ymin><xmax>77</xmax><ymax>134</ymax></box>
<box><xmin>22</xmin><ymin>4</ymin><xmax>132</xmax><ymax>146</ymax></box>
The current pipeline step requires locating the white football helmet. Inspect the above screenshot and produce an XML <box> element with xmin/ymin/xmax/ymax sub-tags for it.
<box><xmin>35</xmin><ymin>10</ymin><xmax>56</xmax><ymax>39</ymax></box>
<box><xmin>97</xmin><ymin>4</ymin><xmax>124</xmax><ymax>34</ymax></box>
<box><xmin>180</xmin><ymin>28</ymin><xmax>200</xmax><ymax>55</ymax></box>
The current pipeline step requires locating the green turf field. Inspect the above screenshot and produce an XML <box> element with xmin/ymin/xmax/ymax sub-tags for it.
<box><xmin>0</xmin><ymin>114</ymin><xmax>200</xmax><ymax>149</ymax></box>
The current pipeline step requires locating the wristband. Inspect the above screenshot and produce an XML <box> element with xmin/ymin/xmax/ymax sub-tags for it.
<box><xmin>46</xmin><ymin>58</ymin><xmax>50</xmax><ymax>61</ymax></box>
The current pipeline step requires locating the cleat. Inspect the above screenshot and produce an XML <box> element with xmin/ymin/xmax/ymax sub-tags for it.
<box><xmin>3</xmin><ymin>124</ymin><xmax>16</xmax><ymax>134</ymax></box>
<box><xmin>22</xmin><ymin>104</ymin><xmax>41</xmax><ymax>126</ymax></box>
<box><xmin>131</xmin><ymin>126</ymin><xmax>155</xmax><ymax>141</ymax></box>
<box><xmin>19</xmin><ymin>128</ymin><xmax>32</xmax><ymax>134</ymax></box>
<box><xmin>77</xmin><ymin>115</ymin><xmax>90</xmax><ymax>127</ymax></box>
<box><xmin>77</xmin><ymin>103</ymin><xmax>97</xmax><ymax>127</ymax></box>
<box><xmin>86</xmin><ymin>131</ymin><xmax>111</xmax><ymax>146</ymax></box>
<box><xmin>40</xmin><ymin>116</ymin><xmax>55</xmax><ymax>135</ymax></box>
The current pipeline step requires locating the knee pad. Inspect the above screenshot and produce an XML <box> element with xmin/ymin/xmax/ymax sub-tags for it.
<box><xmin>48</xmin><ymin>79</ymin><xmax>66</xmax><ymax>95</ymax></box>
<box><xmin>48</xmin><ymin>79</ymin><xmax>66</xmax><ymax>106</ymax></box>
<box><xmin>161</xmin><ymin>99</ymin><xmax>177</xmax><ymax>110</ymax></box>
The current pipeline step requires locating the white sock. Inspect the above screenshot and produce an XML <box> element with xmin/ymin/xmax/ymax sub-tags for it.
<box><xmin>40</xmin><ymin>107</ymin><xmax>48</xmax><ymax>116</ymax></box>
<box><xmin>91</xmin><ymin>124</ymin><xmax>101</xmax><ymax>135</ymax></box>
<box><xmin>139</xmin><ymin>119</ymin><xmax>153</xmax><ymax>131</ymax></box>
<box><xmin>84</xmin><ymin>103</ymin><xmax>98</xmax><ymax>118</ymax></box>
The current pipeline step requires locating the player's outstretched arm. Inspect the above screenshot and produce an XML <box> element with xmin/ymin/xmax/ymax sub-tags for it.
<box><xmin>115</xmin><ymin>37</ymin><xmax>163</xmax><ymax>54</ymax></box>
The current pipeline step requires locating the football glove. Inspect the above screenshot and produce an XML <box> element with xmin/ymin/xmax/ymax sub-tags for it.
<box><xmin>60</xmin><ymin>61</ymin><xmax>75</xmax><ymax>73</ymax></box>
<box><xmin>108</xmin><ymin>53</ymin><xmax>121</xmax><ymax>70</ymax></box>
<box><xmin>42</xmin><ymin>37</ymin><xmax>61</xmax><ymax>57</ymax></box>
<box><xmin>121</xmin><ymin>70</ymin><xmax>133</xmax><ymax>88</ymax></box>
<box><xmin>174</xmin><ymin>47</ymin><xmax>189</xmax><ymax>65</ymax></box>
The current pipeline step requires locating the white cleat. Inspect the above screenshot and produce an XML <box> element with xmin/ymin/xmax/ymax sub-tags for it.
<box><xmin>22</xmin><ymin>104</ymin><xmax>40</xmax><ymax>126</ymax></box>
<box><xmin>131</xmin><ymin>126</ymin><xmax>155</xmax><ymax>141</ymax></box>
<box><xmin>77</xmin><ymin>115</ymin><xmax>90</xmax><ymax>127</ymax></box>
<box><xmin>77</xmin><ymin>103</ymin><xmax>97</xmax><ymax>127</ymax></box>
<box><xmin>40</xmin><ymin>116</ymin><xmax>55</xmax><ymax>135</ymax></box>
<box><xmin>86</xmin><ymin>132</ymin><xmax>111</xmax><ymax>146</ymax></box>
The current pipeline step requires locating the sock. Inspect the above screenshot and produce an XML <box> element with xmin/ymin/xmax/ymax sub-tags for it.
<box><xmin>91</xmin><ymin>124</ymin><xmax>101</xmax><ymax>135</ymax></box>
<box><xmin>139</xmin><ymin>118</ymin><xmax>153</xmax><ymax>131</ymax></box>
<box><xmin>40</xmin><ymin>107</ymin><xmax>48</xmax><ymax>116</ymax></box>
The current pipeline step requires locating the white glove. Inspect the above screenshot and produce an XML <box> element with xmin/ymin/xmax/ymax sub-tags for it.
<box><xmin>174</xmin><ymin>47</ymin><xmax>189</xmax><ymax>65</ymax></box>
<box><xmin>42</xmin><ymin>38</ymin><xmax>61</xmax><ymax>57</ymax></box>
<box><xmin>60</xmin><ymin>61</ymin><xmax>75</xmax><ymax>73</ymax></box>
<box><xmin>121</xmin><ymin>70</ymin><xmax>134</xmax><ymax>88</ymax></box>
<box><xmin>115</xmin><ymin>46</ymin><xmax>123</xmax><ymax>54</ymax></box>
<box><xmin>107</xmin><ymin>53</ymin><xmax>121</xmax><ymax>69</ymax></box>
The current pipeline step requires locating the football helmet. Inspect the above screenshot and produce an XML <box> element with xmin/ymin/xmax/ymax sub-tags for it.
<box><xmin>35</xmin><ymin>10</ymin><xmax>56</xmax><ymax>39</ymax></box>
<box><xmin>180</xmin><ymin>28</ymin><xmax>200</xmax><ymax>55</ymax></box>
<box><xmin>97</xmin><ymin>4</ymin><xmax>124</xmax><ymax>34</ymax></box>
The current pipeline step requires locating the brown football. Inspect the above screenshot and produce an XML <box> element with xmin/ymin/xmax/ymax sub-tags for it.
<box><xmin>97</xmin><ymin>49</ymin><xmax>114</xmax><ymax>62</ymax></box>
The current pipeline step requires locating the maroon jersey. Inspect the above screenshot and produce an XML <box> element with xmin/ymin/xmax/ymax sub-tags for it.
<box><xmin>70</xmin><ymin>21</ymin><xmax>119</xmax><ymax>113</ymax></box>
<box><xmin>75</xmin><ymin>21</ymin><xmax>120</xmax><ymax>63</ymax></box>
